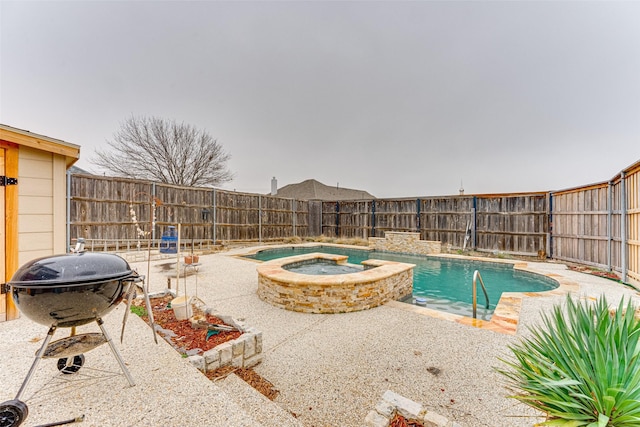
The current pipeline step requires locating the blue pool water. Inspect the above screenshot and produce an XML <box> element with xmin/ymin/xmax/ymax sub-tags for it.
<box><xmin>284</xmin><ymin>260</ymin><xmax>363</xmax><ymax>275</ymax></box>
<box><xmin>246</xmin><ymin>246</ymin><xmax>558</xmax><ymax>320</ymax></box>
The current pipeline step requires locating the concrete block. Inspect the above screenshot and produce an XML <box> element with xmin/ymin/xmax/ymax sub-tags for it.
<box><xmin>203</xmin><ymin>348</ymin><xmax>220</xmax><ymax>365</ymax></box>
<box><xmin>187</xmin><ymin>355</ymin><xmax>205</xmax><ymax>371</ymax></box>
<box><xmin>382</xmin><ymin>390</ymin><xmax>422</xmax><ymax>420</ymax></box>
<box><xmin>374</xmin><ymin>399</ymin><xmax>395</xmax><ymax>418</ymax></box>
<box><xmin>232</xmin><ymin>339</ymin><xmax>244</xmax><ymax>357</ymax></box>
<box><xmin>234</xmin><ymin>321</ymin><xmax>248</xmax><ymax>332</ymax></box>
<box><xmin>244</xmin><ymin>334</ymin><xmax>256</xmax><ymax>357</ymax></box>
<box><xmin>231</xmin><ymin>355</ymin><xmax>243</xmax><ymax>368</ymax></box>
<box><xmin>206</xmin><ymin>358</ymin><xmax>220</xmax><ymax>372</ymax></box>
<box><xmin>243</xmin><ymin>353</ymin><xmax>263</xmax><ymax>368</ymax></box>
<box><xmin>363</xmin><ymin>410</ymin><xmax>389</xmax><ymax>427</ymax></box>
<box><xmin>423</xmin><ymin>411</ymin><xmax>450</xmax><ymax>427</ymax></box>
<box><xmin>219</xmin><ymin>314</ymin><xmax>235</xmax><ymax>325</ymax></box>
<box><xmin>218</xmin><ymin>342</ymin><xmax>233</xmax><ymax>366</ymax></box>
<box><xmin>255</xmin><ymin>331</ymin><xmax>263</xmax><ymax>353</ymax></box>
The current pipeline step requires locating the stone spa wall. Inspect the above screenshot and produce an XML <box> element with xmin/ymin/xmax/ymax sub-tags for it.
<box><xmin>256</xmin><ymin>253</ymin><xmax>415</xmax><ymax>313</ymax></box>
<box><xmin>369</xmin><ymin>232</ymin><xmax>442</xmax><ymax>255</ymax></box>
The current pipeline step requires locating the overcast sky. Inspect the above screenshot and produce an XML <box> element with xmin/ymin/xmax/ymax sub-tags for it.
<box><xmin>1</xmin><ymin>1</ymin><xmax>639</xmax><ymax>198</ymax></box>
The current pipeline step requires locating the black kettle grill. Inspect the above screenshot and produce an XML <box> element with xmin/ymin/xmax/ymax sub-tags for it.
<box><xmin>0</xmin><ymin>246</ymin><xmax>155</xmax><ymax>427</ymax></box>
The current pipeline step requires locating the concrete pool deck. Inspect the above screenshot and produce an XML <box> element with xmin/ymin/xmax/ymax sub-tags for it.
<box><xmin>1</xmin><ymin>245</ymin><xmax>639</xmax><ymax>426</ymax></box>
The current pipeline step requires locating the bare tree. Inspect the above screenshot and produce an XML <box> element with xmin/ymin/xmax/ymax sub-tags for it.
<box><xmin>92</xmin><ymin>115</ymin><xmax>233</xmax><ymax>187</ymax></box>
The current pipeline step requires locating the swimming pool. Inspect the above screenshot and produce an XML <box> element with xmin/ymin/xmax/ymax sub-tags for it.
<box><xmin>245</xmin><ymin>245</ymin><xmax>559</xmax><ymax>320</ymax></box>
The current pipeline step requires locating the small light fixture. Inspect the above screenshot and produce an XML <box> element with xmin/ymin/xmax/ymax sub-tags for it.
<box><xmin>201</xmin><ymin>208</ymin><xmax>210</xmax><ymax>221</ymax></box>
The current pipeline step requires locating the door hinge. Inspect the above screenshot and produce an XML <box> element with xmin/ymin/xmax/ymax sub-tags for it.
<box><xmin>0</xmin><ymin>176</ymin><xmax>18</xmax><ymax>186</ymax></box>
<box><xmin>0</xmin><ymin>283</ymin><xmax>8</xmax><ymax>294</ymax></box>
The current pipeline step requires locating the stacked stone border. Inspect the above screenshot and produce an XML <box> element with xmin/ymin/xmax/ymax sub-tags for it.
<box><xmin>369</xmin><ymin>231</ymin><xmax>442</xmax><ymax>255</ymax></box>
<box><xmin>364</xmin><ymin>390</ymin><xmax>462</xmax><ymax>427</ymax></box>
<box><xmin>187</xmin><ymin>313</ymin><xmax>263</xmax><ymax>372</ymax></box>
<box><xmin>144</xmin><ymin>291</ymin><xmax>263</xmax><ymax>372</ymax></box>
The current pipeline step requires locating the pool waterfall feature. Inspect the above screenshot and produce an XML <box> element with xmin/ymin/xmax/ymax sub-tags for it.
<box><xmin>256</xmin><ymin>253</ymin><xmax>415</xmax><ymax>313</ymax></box>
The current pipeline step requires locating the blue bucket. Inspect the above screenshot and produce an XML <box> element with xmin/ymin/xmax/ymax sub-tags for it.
<box><xmin>160</xmin><ymin>226</ymin><xmax>178</xmax><ymax>254</ymax></box>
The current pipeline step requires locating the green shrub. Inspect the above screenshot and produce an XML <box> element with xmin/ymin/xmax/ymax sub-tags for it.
<box><xmin>130</xmin><ymin>304</ymin><xmax>147</xmax><ymax>317</ymax></box>
<box><xmin>498</xmin><ymin>295</ymin><xmax>640</xmax><ymax>426</ymax></box>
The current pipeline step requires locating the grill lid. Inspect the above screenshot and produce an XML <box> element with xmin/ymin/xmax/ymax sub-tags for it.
<box><xmin>9</xmin><ymin>252</ymin><xmax>134</xmax><ymax>287</ymax></box>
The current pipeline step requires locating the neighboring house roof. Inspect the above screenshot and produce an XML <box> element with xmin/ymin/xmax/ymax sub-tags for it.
<box><xmin>69</xmin><ymin>165</ymin><xmax>92</xmax><ymax>175</ymax></box>
<box><xmin>0</xmin><ymin>124</ymin><xmax>80</xmax><ymax>167</ymax></box>
<box><xmin>274</xmin><ymin>179</ymin><xmax>375</xmax><ymax>201</ymax></box>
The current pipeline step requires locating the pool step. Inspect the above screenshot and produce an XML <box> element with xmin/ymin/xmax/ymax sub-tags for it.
<box><xmin>220</xmin><ymin>373</ymin><xmax>303</xmax><ymax>427</ymax></box>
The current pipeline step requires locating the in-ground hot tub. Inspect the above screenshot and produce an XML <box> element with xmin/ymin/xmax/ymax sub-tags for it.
<box><xmin>256</xmin><ymin>253</ymin><xmax>415</xmax><ymax>313</ymax></box>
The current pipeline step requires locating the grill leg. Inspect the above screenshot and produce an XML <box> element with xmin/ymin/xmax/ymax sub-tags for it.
<box><xmin>120</xmin><ymin>284</ymin><xmax>134</xmax><ymax>343</ymax></box>
<box><xmin>142</xmin><ymin>278</ymin><xmax>159</xmax><ymax>344</ymax></box>
<box><xmin>96</xmin><ymin>318</ymin><xmax>135</xmax><ymax>387</ymax></box>
<box><xmin>15</xmin><ymin>326</ymin><xmax>56</xmax><ymax>401</ymax></box>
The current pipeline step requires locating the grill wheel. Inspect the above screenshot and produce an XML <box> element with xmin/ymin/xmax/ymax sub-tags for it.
<box><xmin>56</xmin><ymin>354</ymin><xmax>85</xmax><ymax>374</ymax></box>
<box><xmin>0</xmin><ymin>399</ymin><xmax>28</xmax><ymax>427</ymax></box>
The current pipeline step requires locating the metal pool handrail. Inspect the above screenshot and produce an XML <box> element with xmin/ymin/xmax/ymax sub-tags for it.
<box><xmin>472</xmin><ymin>270</ymin><xmax>490</xmax><ymax>319</ymax></box>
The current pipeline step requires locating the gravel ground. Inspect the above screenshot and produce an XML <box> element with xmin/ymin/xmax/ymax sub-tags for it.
<box><xmin>134</xmin><ymin>248</ymin><xmax>640</xmax><ymax>427</ymax></box>
<box><xmin>2</xmin><ymin>248</ymin><xmax>638</xmax><ymax>427</ymax></box>
<box><xmin>0</xmin><ymin>301</ymin><xmax>261</xmax><ymax>427</ymax></box>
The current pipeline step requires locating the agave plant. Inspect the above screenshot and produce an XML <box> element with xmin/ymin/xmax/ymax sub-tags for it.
<box><xmin>498</xmin><ymin>295</ymin><xmax>640</xmax><ymax>426</ymax></box>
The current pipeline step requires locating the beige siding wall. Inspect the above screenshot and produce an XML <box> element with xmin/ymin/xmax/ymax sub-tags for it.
<box><xmin>18</xmin><ymin>147</ymin><xmax>68</xmax><ymax>265</ymax></box>
<box><xmin>52</xmin><ymin>154</ymin><xmax>67</xmax><ymax>254</ymax></box>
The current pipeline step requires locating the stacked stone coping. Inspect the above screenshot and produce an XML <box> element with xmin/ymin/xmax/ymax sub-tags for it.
<box><xmin>256</xmin><ymin>252</ymin><xmax>415</xmax><ymax>314</ymax></box>
<box><xmin>364</xmin><ymin>390</ymin><xmax>462</xmax><ymax>427</ymax></box>
<box><xmin>369</xmin><ymin>231</ymin><xmax>442</xmax><ymax>255</ymax></box>
<box><xmin>143</xmin><ymin>291</ymin><xmax>263</xmax><ymax>373</ymax></box>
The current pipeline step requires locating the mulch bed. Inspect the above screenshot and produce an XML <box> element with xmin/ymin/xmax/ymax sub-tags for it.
<box><xmin>389</xmin><ymin>412</ymin><xmax>424</xmax><ymax>427</ymax></box>
<box><xmin>567</xmin><ymin>265</ymin><xmax>621</xmax><ymax>282</ymax></box>
<box><xmin>132</xmin><ymin>294</ymin><xmax>279</xmax><ymax>400</ymax></box>
<box><xmin>134</xmin><ymin>295</ymin><xmax>242</xmax><ymax>353</ymax></box>
<box><xmin>204</xmin><ymin>365</ymin><xmax>280</xmax><ymax>401</ymax></box>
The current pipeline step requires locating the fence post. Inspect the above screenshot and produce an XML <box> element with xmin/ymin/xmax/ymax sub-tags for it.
<box><xmin>151</xmin><ymin>182</ymin><xmax>157</xmax><ymax>242</ymax></box>
<box><xmin>548</xmin><ymin>193</ymin><xmax>554</xmax><ymax>259</ymax></box>
<box><xmin>259</xmin><ymin>195</ymin><xmax>262</xmax><ymax>244</ymax></box>
<box><xmin>545</xmin><ymin>192</ymin><xmax>551</xmax><ymax>258</ymax></box>
<box><xmin>66</xmin><ymin>171</ymin><xmax>72</xmax><ymax>253</ymax></box>
<box><xmin>293</xmin><ymin>199</ymin><xmax>297</xmax><ymax>237</ymax></box>
<box><xmin>607</xmin><ymin>181</ymin><xmax>613</xmax><ymax>272</ymax></box>
<box><xmin>212</xmin><ymin>189</ymin><xmax>216</xmax><ymax>244</ymax></box>
<box><xmin>335</xmin><ymin>202</ymin><xmax>340</xmax><ymax>237</ymax></box>
<box><xmin>472</xmin><ymin>196</ymin><xmax>477</xmax><ymax>249</ymax></box>
<box><xmin>416</xmin><ymin>199</ymin><xmax>421</xmax><ymax>234</ymax></box>
<box><xmin>621</xmin><ymin>172</ymin><xmax>628</xmax><ymax>283</ymax></box>
<box><xmin>371</xmin><ymin>200</ymin><xmax>376</xmax><ymax>237</ymax></box>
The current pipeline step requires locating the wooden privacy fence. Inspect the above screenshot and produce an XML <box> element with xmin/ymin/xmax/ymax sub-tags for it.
<box><xmin>551</xmin><ymin>161</ymin><xmax>640</xmax><ymax>285</ymax></box>
<box><xmin>68</xmin><ymin>174</ymin><xmax>309</xmax><ymax>248</ymax></box>
<box><xmin>68</xmin><ymin>160</ymin><xmax>640</xmax><ymax>287</ymax></box>
<box><xmin>319</xmin><ymin>193</ymin><xmax>549</xmax><ymax>256</ymax></box>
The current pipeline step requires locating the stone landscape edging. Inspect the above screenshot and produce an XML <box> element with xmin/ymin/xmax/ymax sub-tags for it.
<box><xmin>143</xmin><ymin>290</ymin><xmax>264</xmax><ymax>372</ymax></box>
<box><xmin>187</xmin><ymin>311</ymin><xmax>264</xmax><ymax>372</ymax></box>
<box><xmin>364</xmin><ymin>390</ymin><xmax>463</xmax><ymax>427</ymax></box>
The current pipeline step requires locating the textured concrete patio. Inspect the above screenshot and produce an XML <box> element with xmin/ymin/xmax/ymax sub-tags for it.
<box><xmin>1</xmin><ymin>245</ymin><xmax>638</xmax><ymax>426</ymax></box>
